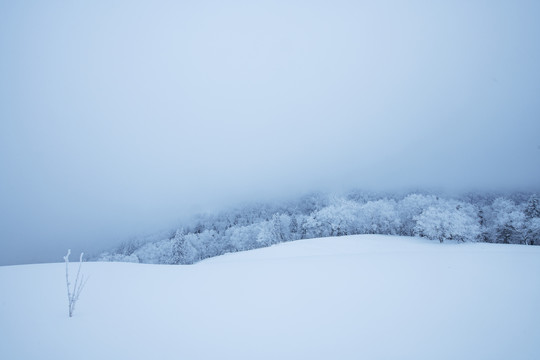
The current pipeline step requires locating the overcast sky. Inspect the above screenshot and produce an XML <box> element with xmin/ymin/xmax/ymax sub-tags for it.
<box><xmin>1</xmin><ymin>1</ymin><xmax>539</xmax><ymax>265</ymax></box>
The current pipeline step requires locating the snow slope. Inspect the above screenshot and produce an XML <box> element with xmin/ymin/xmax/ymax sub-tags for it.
<box><xmin>1</xmin><ymin>235</ymin><xmax>539</xmax><ymax>360</ymax></box>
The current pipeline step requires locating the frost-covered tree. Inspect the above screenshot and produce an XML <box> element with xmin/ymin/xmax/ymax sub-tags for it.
<box><xmin>271</xmin><ymin>213</ymin><xmax>291</xmax><ymax>242</ymax></box>
<box><xmin>526</xmin><ymin>218</ymin><xmax>540</xmax><ymax>245</ymax></box>
<box><xmin>477</xmin><ymin>207</ymin><xmax>491</xmax><ymax>243</ymax></box>
<box><xmin>358</xmin><ymin>199</ymin><xmax>401</xmax><ymax>235</ymax></box>
<box><xmin>289</xmin><ymin>215</ymin><xmax>300</xmax><ymax>240</ymax></box>
<box><xmin>227</xmin><ymin>223</ymin><xmax>260</xmax><ymax>250</ymax></box>
<box><xmin>313</xmin><ymin>198</ymin><xmax>360</xmax><ymax>237</ymax></box>
<box><xmin>130</xmin><ymin>239</ymin><xmax>175</xmax><ymax>264</ymax></box>
<box><xmin>198</xmin><ymin>230</ymin><xmax>223</xmax><ymax>258</ymax></box>
<box><xmin>414</xmin><ymin>201</ymin><xmax>480</xmax><ymax>243</ymax></box>
<box><xmin>525</xmin><ymin>195</ymin><xmax>540</xmax><ymax>219</ymax></box>
<box><xmin>491</xmin><ymin>198</ymin><xmax>524</xmax><ymax>244</ymax></box>
<box><xmin>299</xmin><ymin>214</ymin><xmax>325</xmax><ymax>239</ymax></box>
<box><xmin>397</xmin><ymin>194</ymin><xmax>438</xmax><ymax>236</ymax></box>
<box><xmin>492</xmin><ymin>196</ymin><xmax>540</xmax><ymax>245</ymax></box>
<box><xmin>116</xmin><ymin>238</ymin><xmax>143</xmax><ymax>256</ymax></box>
<box><xmin>170</xmin><ymin>232</ymin><xmax>200</xmax><ymax>264</ymax></box>
<box><xmin>523</xmin><ymin>195</ymin><xmax>540</xmax><ymax>245</ymax></box>
<box><xmin>256</xmin><ymin>221</ymin><xmax>276</xmax><ymax>246</ymax></box>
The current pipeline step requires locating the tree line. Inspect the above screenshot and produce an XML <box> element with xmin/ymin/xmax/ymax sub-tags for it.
<box><xmin>97</xmin><ymin>191</ymin><xmax>540</xmax><ymax>264</ymax></box>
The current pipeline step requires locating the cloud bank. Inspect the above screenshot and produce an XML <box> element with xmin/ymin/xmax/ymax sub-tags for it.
<box><xmin>1</xmin><ymin>1</ymin><xmax>539</xmax><ymax>264</ymax></box>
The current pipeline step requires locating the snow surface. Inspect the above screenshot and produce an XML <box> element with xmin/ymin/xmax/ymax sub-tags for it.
<box><xmin>1</xmin><ymin>235</ymin><xmax>539</xmax><ymax>360</ymax></box>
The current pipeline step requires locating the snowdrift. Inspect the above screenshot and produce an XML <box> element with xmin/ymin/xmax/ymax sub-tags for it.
<box><xmin>1</xmin><ymin>235</ymin><xmax>539</xmax><ymax>360</ymax></box>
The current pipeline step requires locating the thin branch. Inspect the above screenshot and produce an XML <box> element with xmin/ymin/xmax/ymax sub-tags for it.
<box><xmin>64</xmin><ymin>249</ymin><xmax>87</xmax><ymax>317</ymax></box>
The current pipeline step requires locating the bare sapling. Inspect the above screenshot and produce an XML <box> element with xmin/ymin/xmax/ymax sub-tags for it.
<box><xmin>64</xmin><ymin>249</ymin><xmax>88</xmax><ymax>317</ymax></box>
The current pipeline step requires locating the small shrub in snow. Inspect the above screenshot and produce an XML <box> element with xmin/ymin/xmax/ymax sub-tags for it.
<box><xmin>64</xmin><ymin>249</ymin><xmax>87</xmax><ymax>318</ymax></box>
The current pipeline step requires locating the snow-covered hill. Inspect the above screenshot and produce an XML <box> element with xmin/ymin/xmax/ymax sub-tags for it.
<box><xmin>1</xmin><ymin>235</ymin><xmax>539</xmax><ymax>360</ymax></box>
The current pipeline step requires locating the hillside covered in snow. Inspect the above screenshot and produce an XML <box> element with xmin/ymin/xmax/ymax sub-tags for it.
<box><xmin>2</xmin><ymin>235</ymin><xmax>539</xmax><ymax>360</ymax></box>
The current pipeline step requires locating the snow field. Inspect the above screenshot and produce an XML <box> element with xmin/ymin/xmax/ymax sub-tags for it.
<box><xmin>1</xmin><ymin>235</ymin><xmax>539</xmax><ymax>360</ymax></box>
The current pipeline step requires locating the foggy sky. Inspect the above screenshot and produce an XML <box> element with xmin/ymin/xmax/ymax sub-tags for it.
<box><xmin>1</xmin><ymin>1</ymin><xmax>539</xmax><ymax>265</ymax></box>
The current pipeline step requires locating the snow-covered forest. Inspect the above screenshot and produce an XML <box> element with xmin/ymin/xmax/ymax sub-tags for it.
<box><xmin>97</xmin><ymin>191</ymin><xmax>540</xmax><ymax>265</ymax></box>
